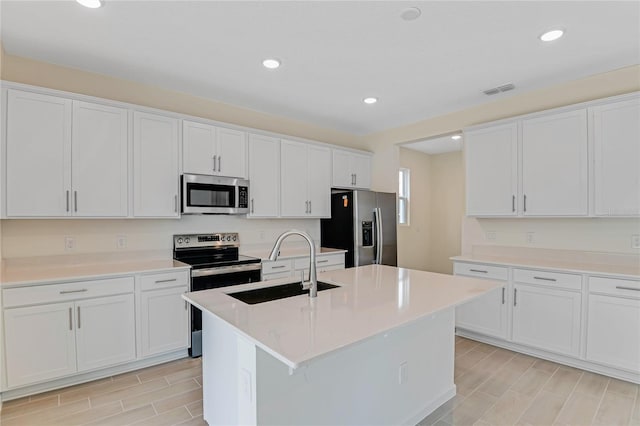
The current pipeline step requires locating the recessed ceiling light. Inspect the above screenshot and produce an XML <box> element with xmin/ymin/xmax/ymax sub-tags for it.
<box><xmin>539</xmin><ymin>29</ymin><xmax>564</xmax><ymax>42</ymax></box>
<box><xmin>363</xmin><ymin>97</ymin><xmax>378</xmax><ymax>104</ymax></box>
<box><xmin>400</xmin><ymin>7</ymin><xmax>421</xmax><ymax>21</ymax></box>
<box><xmin>262</xmin><ymin>58</ymin><xmax>281</xmax><ymax>69</ymax></box>
<box><xmin>451</xmin><ymin>135</ymin><xmax>462</xmax><ymax>141</ymax></box>
<box><xmin>76</xmin><ymin>0</ymin><xmax>102</xmax><ymax>8</ymax></box>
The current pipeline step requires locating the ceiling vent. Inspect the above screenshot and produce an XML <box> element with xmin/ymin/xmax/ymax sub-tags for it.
<box><xmin>483</xmin><ymin>83</ymin><xmax>515</xmax><ymax>96</ymax></box>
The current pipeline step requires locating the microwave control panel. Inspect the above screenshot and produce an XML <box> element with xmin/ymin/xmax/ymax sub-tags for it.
<box><xmin>238</xmin><ymin>186</ymin><xmax>249</xmax><ymax>208</ymax></box>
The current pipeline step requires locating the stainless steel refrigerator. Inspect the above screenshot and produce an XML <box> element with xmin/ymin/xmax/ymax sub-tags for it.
<box><xmin>321</xmin><ymin>190</ymin><xmax>397</xmax><ymax>268</ymax></box>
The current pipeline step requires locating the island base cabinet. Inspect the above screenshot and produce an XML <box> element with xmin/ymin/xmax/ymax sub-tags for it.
<box><xmin>140</xmin><ymin>286</ymin><xmax>189</xmax><ymax>357</ymax></box>
<box><xmin>456</xmin><ymin>287</ymin><xmax>508</xmax><ymax>340</ymax></box>
<box><xmin>4</xmin><ymin>302</ymin><xmax>77</xmax><ymax>388</ymax></box>
<box><xmin>201</xmin><ymin>308</ymin><xmax>456</xmax><ymax>426</ymax></box>
<box><xmin>586</xmin><ymin>294</ymin><xmax>640</xmax><ymax>373</ymax></box>
<box><xmin>512</xmin><ymin>284</ymin><xmax>581</xmax><ymax>358</ymax></box>
<box><xmin>75</xmin><ymin>294</ymin><xmax>136</xmax><ymax>372</ymax></box>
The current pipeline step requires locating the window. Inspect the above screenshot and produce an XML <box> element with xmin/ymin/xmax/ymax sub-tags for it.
<box><xmin>398</xmin><ymin>168</ymin><xmax>410</xmax><ymax>225</ymax></box>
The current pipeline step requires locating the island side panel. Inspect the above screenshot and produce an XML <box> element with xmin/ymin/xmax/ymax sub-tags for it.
<box><xmin>202</xmin><ymin>312</ymin><xmax>257</xmax><ymax>425</ymax></box>
<box><xmin>255</xmin><ymin>309</ymin><xmax>456</xmax><ymax>426</ymax></box>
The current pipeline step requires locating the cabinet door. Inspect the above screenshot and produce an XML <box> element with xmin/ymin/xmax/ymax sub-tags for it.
<box><xmin>351</xmin><ymin>153</ymin><xmax>371</xmax><ymax>189</ymax></box>
<box><xmin>183</xmin><ymin>120</ymin><xmax>215</xmax><ymax>175</ymax></box>
<box><xmin>307</xmin><ymin>145</ymin><xmax>331</xmax><ymax>217</ymax></box>
<box><xmin>332</xmin><ymin>149</ymin><xmax>353</xmax><ymax>188</ymax></box>
<box><xmin>216</xmin><ymin>127</ymin><xmax>247</xmax><ymax>178</ymax></box>
<box><xmin>586</xmin><ymin>294</ymin><xmax>640</xmax><ymax>372</ymax></box>
<box><xmin>280</xmin><ymin>140</ymin><xmax>309</xmax><ymax>217</ymax></box>
<box><xmin>512</xmin><ymin>284</ymin><xmax>582</xmax><ymax>357</ymax></box>
<box><xmin>521</xmin><ymin>109</ymin><xmax>588</xmax><ymax>216</ymax></box>
<box><xmin>75</xmin><ymin>294</ymin><xmax>136</xmax><ymax>372</ymax></box>
<box><xmin>465</xmin><ymin>123</ymin><xmax>518</xmax><ymax>216</ymax></box>
<box><xmin>72</xmin><ymin>101</ymin><xmax>128</xmax><ymax>217</ymax></box>
<box><xmin>248</xmin><ymin>134</ymin><xmax>280</xmax><ymax>217</ymax></box>
<box><xmin>4</xmin><ymin>302</ymin><xmax>76</xmax><ymax>387</ymax></box>
<box><xmin>133</xmin><ymin>112</ymin><xmax>180</xmax><ymax>217</ymax></box>
<box><xmin>6</xmin><ymin>90</ymin><xmax>72</xmax><ymax>217</ymax></box>
<box><xmin>140</xmin><ymin>286</ymin><xmax>189</xmax><ymax>357</ymax></box>
<box><xmin>456</xmin><ymin>286</ymin><xmax>508</xmax><ymax>339</ymax></box>
<box><xmin>592</xmin><ymin>98</ymin><xmax>640</xmax><ymax>216</ymax></box>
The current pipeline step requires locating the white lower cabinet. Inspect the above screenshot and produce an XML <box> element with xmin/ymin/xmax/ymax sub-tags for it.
<box><xmin>512</xmin><ymin>283</ymin><xmax>582</xmax><ymax>357</ymax></box>
<box><xmin>140</xmin><ymin>286</ymin><xmax>189</xmax><ymax>357</ymax></box>
<box><xmin>586</xmin><ymin>277</ymin><xmax>640</xmax><ymax>372</ymax></box>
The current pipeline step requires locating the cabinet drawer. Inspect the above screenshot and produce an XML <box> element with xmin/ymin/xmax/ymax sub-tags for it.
<box><xmin>293</xmin><ymin>253</ymin><xmax>344</xmax><ymax>270</ymax></box>
<box><xmin>513</xmin><ymin>268</ymin><xmax>581</xmax><ymax>291</ymax></box>
<box><xmin>3</xmin><ymin>277</ymin><xmax>134</xmax><ymax>308</ymax></box>
<box><xmin>589</xmin><ymin>276</ymin><xmax>640</xmax><ymax>298</ymax></box>
<box><xmin>262</xmin><ymin>271</ymin><xmax>292</xmax><ymax>281</ymax></box>
<box><xmin>453</xmin><ymin>262</ymin><xmax>508</xmax><ymax>281</ymax></box>
<box><xmin>262</xmin><ymin>259</ymin><xmax>292</xmax><ymax>275</ymax></box>
<box><xmin>141</xmin><ymin>270</ymin><xmax>190</xmax><ymax>291</ymax></box>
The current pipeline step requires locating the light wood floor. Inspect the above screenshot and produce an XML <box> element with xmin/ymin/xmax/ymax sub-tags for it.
<box><xmin>1</xmin><ymin>337</ymin><xmax>638</xmax><ymax>426</ymax></box>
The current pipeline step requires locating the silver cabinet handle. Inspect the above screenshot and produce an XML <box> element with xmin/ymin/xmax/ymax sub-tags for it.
<box><xmin>213</xmin><ymin>155</ymin><xmax>217</xmax><ymax>172</ymax></box>
<box><xmin>470</xmin><ymin>269</ymin><xmax>488</xmax><ymax>273</ymax></box>
<box><xmin>309</xmin><ymin>200</ymin><xmax>312</xmax><ymax>214</ymax></box>
<box><xmin>155</xmin><ymin>278</ymin><xmax>177</xmax><ymax>284</ymax></box>
<box><xmin>523</xmin><ymin>194</ymin><xmax>527</xmax><ymax>212</ymax></box>
<box><xmin>77</xmin><ymin>306</ymin><xmax>81</xmax><ymax>329</ymax></box>
<box><xmin>251</xmin><ymin>198</ymin><xmax>255</xmax><ymax>214</ymax></box>
<box><xmin>174</xmin><ymin>195</ymin><xmax>178</xmax><ymax>213</ymax></box>
<box><xmin>354</xmin><ymin>174</ymin><xmax>357</xmax><ymax>186</ymax></box>
<box><xmin>74</xmin><ymin>191</ymin><xmax>78</xmax><ymax>212</ymax></box>
<box><xmin>66</xmin><ymin>190</ymin><xmax>70</xmax><ymax>212</ymax></box>
<box><xmin>184</xmin><ymin>292</ymin><xmax>188</xmax><ymax>311</ymax></box>
<box><xmin>272</xmin><ymin>265</ymin><xmax>286</xmax><ymax>269</ymax></box>
<box><xmin>305</xmin><ymin>200</ymin><xmax>310</xmax><ymax>214</ymax></box>
<box><xmin>514</xmin><ymin>289</ymin><xmax>517</xmax><ymax>307</ymax></box>
<box><xmin>218</xmin><ymin>156</ymin><xmax>221</xmax><ymax>172</ymax></box>
<box><xmin>317</xmin><ymin>259</ymin><xmax>329</xmax><ymax>264</ymax></box>
<box><xmin>616</xmin><ymin>286</ymin><xmax>640</xmax><ymax>292</ymax></box>
<box><xmin>69</xmin><ymin>307</ymin><xmax>73</xmax><ymax>330</ymax></box>
<box><xmin>512</xmin><ymin>195</ymin><xmax>515</xmax><ymax>212</ymax></box>
<box><xmin>502</xmin><ymin>287</ymin><xmax>505</xmax><ymax>304</ymax></box>
<box><xmin>60</xmin><ymin>289</ymin><xmax>88</xmax><ymax>294</ymax></box>
<box><xmin>534</xmin><ymin>276</ymin><xmax>557</xmax><ymax>282</ymax></box>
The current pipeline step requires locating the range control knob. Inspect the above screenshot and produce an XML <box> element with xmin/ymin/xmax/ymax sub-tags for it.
<box><xmin>185</xmin><ymin>237</ymin><xmax>190</xmax><ymax>244</ymax></box>
<box><xmin>232</xmin><ymin>236</ymin><xmax>237</xmax><ymax>241</ymax></box>
<box><xmin>227</xmin><ymin>236</ymin><xmax>231</xmax><ymax>241</ymax></box>
<box><xmin>177</xmin><ymin>238</ymin><xmax>183</xmax><ymax>244</ymax></box>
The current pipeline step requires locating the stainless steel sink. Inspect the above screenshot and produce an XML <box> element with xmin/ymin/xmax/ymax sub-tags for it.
<box><xmin>228</xmin><ymin>281</ymin><xmax>339</xmax><ymax>305</ymax></box>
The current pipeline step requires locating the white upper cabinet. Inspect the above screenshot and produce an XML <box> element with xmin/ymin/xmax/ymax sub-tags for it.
<box><xmin>183</xmin><ymin>120</ymin><xmax>247</xmax><ymax>178</ymax></box>
<box><xmin>72</xmin><ymin>101</ymin><xmax>129</xmax><ymax>217</ymax></box>
<box><xmin>6</xmin><ymin>91</ymin><xmax>128</xmax><ymax>218</ymax></box>
<box><xmin>521</xmin><ymin>109</ymin><xmax>588</xmax><ymax>216</ymax></box>
<box><xmin>133</xmin><ymin>111</ymin><xmax>180</xmax><ymax>218</ymax></box>
<box><xmin>465</xmin><ymin>123</ymin><xmax>518</xmax><ymax>216</ymax></box>
<box><xmin>280</xmin><ymin>140</ymin><xmax>331</xmax><ymax>218</ymax></box>
<box><xmin>6</xmin><ymin>90</ymin><xmax>72</xmax><ymax>217</ymax></box>
<box><xmin>332</xmin><ymin>149</ymin><xmax>371</xmax><ymax>189</ymax></box>
<box><xmin>248</xmin><ymin>134</ymin><xmax>280</xmax><ymax>217</ymax></box>
<box><xmin>592</xmin><ymin>97</ymin><xmax>640</xmax><ymax>216</ymax></box>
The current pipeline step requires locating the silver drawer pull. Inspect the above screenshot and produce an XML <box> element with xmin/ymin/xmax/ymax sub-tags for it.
<box><xmin>502</xmin><ymin>287</ymin><xmax>505</xmax><ymax>304</ymax></box>
<box><xmin>69</xmin><ymin>307</ymin><xmax>73</xmax><ymax>330</ymax></box>
<box><xmin>317</xmin><ymin>260</ymin><xmax>329</xmax><ymax>264</ymax></box>
<box><xmin>514</xmin><ymin>288</ymin><xmax>518</xmax><ymax>307</ymax></box>
<box><xmin>469</xmin><ymin>269</ymin><xmax>488</xmax><ymax>273</ymax></box>
<box><xmin>616</xmin><ymin>286</ymin><xmax>640</xmax><ymax>292</ymax></box>
<box><xmin>77</xmin><ymin>306</ymin><xmax>81</xmax><ymax>329</ymax></box>
<box><xmin>60</xmin><ymin>289</ymin><xmax>88</xmax><ymax>294</ymax></box>
<box><xmin>534</xmin><ymin>276</ymin><xmax>557</xmax><ymax>282</ymax></box>
<box><xmin>155</xmin><ymin>278</ymin><xmax>177</xmax><ymax>284</ymax></box>
<box><xmin>271</xmin><ymin>265</ymin><xmax>286</xmax><ymax>269</ymax></box>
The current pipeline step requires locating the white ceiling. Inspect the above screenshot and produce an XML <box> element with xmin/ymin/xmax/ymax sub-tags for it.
<box><xmin>402</xmin><ymin>134</ymin><xmax>462</xmax><ymax>155</ymax></box>
<box><xmin>1</xmin><ymin>1</ymin><xmax>638</xmax><ymax>136</ymax></box>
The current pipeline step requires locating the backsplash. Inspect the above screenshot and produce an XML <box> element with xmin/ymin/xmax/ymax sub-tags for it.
<box><xmin>0</xmin><ymin>216</ymin><xmax>320</xmax><ymax>259</ymax></box>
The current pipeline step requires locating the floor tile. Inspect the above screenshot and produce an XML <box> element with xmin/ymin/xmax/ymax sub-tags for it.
<box><xmin>553</xmin><ymin>392</ymin><xmax>600</xmax><ymax>426</ymax></box>
<box><xmin>480</xmin><ymin>390</ymin><xmax>533</xmax><ymax>425</ymax></box>
<box><xmin>186</xmin><ymin>399</ymin><xmax>203</xmax><ymax>417</ymax></box>
<box><xmin>607</xmin><ymin>378</ymin><xmax>639</xmax><ymax>399</ymax></box>
<box><xmin>90</xmin><ymin>377</ymin><xmax>169</xmax><ymax>408</ymax></box>
<box><xmin>0</xmin><ymin>395</ymin><xmax>59</xmax><ymax>419</ymax></box>
<box><xmin>175</xmin><ymin>415</ymin><xmax>207</xmax><ymax>426</ymax></box>
<box><xmin>543</xmin><ymin>367</ymin><xmax>583</xmax><ymax>398</ymax></box>
<box><xmin>121</xmin><ymin>378</ymin><xmax>200</xmax><ymax>411</ymax></box>
<box><xmin>154</xmin><ymin>388</ymin><xmax>203</xmax><ymax>414</ymax></box>
<box><xmin>84</xmin><ymin>404</ymin><xmax>157</xmax><ymax>426</ymax></box>
<box><xmin>593</xmin><ymin>390</ymin><xmax>635</xmax><ymax>426</ymax></box>
<box><xmin>441</xmin><ymin>391</ymin><xmax>498</xmax><ymax>426</ymax></box>
<box><xmin>60</xmin><ymin>373</ymin><xmax>141</xmax><ymax>404</ymax></box>
<box><xmin>518</xmin><ymin>390</ymin><xmax>567</xmax><ymax>425</ymax></box>
<box><xmin>573</xmin><ymin>371</ymin><xmax>610</xmax><ymax>399</ymax></box>
<box><xmin>130</xmin><ymin>406</ymin><xmax>192</xmax><ymax>426</ymax></box>
<box><xmin>164</xmin><ymin>365</ymin><xmax>202</xmax><ymax>385</ymax></box>
<box><xmin>456</xmin><ymin>349</ymin><xmax>492</xmax><ymax>370</ymax></box>
<box><xmin>511</xmin><ymin>368</ymin><xmax>554</xmax><ymax>397</ymax></box>
<box><xmin>2</xmin><ymin>398</ymin><xmax>90</xmax><ymax>426</ymax></box>
<box><xmin>531</xmin><ymin>359</ymin><xmax>560</xmax><ymax>374</ymax></box>
<box><xmin>50</xmin><ymin>401</ymin><xmax>123</xmax><ymax>426</ymax></box>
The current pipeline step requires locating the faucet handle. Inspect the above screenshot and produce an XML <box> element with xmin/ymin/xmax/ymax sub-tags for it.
<box><xmin>300</xmin><ymin>270</ymin><xmax>305</xmax><ymax>285</ymax></box>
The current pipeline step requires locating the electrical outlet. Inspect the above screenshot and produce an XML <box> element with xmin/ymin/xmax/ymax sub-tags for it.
<box><xmin>632</xmin><ymin>234</ymin><xmax>640</xmax><ymax>249</ymax></box>
<box><xmin>240</xmin><ymin>369</ymin><xmax>252</xmax><ymax>402</ymax></box>
<box><xmin>116</xmin><ymin>235</ymin><xmax>127</xmax><ymax>249</ymax></box>
<box><xmin>64</xmin><ymin>237</ymin><xmax>75</xmax><ymax>251</ymax></box>
<box><xmin>259</xmin><ymin>230</ymin><xmax>265</xmax><ymax>241</ymax></box>
<box><xmin>526</xmin><ymin>232</ymin><xmax>535</xmax><ymax>244</ymax></box>
<box><xmin>486</xmin><ymin>231</ymin><xmax>496</xmax><ymax>241</ymax></box>
<box><xmin>399</xmin><ymin>362</ymin><xmax>408</xmax><ymax>385</ymax></box>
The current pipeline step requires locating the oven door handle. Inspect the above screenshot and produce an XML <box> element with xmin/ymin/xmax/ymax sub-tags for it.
<box><xmin>191</xmin><ymin>263</ymin><xmax>262</xmax><ymax>277</ymax></box>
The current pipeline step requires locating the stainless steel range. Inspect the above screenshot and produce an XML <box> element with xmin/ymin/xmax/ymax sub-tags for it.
<box><xmin>173</xmin><ymin>233</ymin><xmax>261</xmax><ymax>357</ymax></box>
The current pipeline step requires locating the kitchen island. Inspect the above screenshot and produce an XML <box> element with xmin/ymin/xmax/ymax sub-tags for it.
<box><xmin>183</xmin><ymin>264</ymin><xmax>502</xmax><ymax>425</ymax></box>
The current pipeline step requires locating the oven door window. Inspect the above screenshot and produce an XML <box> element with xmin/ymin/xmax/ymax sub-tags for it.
<box><xmin>186</xmin><ymin>183</ymin><xmax>235</xmax><ymax>208</ymax></box>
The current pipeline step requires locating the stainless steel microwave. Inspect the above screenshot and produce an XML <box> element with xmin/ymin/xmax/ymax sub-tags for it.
<box><xmin>181</xmin><ymin>174</ymin><xmax>249</xmax><ymax>214</ymax></box>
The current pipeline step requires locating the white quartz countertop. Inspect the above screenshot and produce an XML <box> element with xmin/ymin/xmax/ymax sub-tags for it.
<box><xmin>451</xmin><ymin>254</ymin><xmax>640</xmax><ymax>279</ymax></box>
<box><xmin>183</xmin><ymin>264</ymin><xmax>502</xmax><ymax>369</ymax></box>
<box><xmin>240</xmin><ymin>246</ymin><xmax>346</xmax><ymax>261</ymax></box>
<box><xmin>1</xmin><ymin>254</ymin><xmax>190</xmax><ymax>287</ymax></box>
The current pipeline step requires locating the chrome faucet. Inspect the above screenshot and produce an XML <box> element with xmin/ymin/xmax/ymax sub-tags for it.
<box><xmin>269</xmin><ymin>230</ymin><xmax>318</xmax><ymax>298</ymax></box>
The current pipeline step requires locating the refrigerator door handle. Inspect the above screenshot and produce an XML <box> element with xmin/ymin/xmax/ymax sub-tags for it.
<box><xmin>373</xmin><ymin>207</ymin><xmax>383</xmax><ymax>264</ymax></box>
